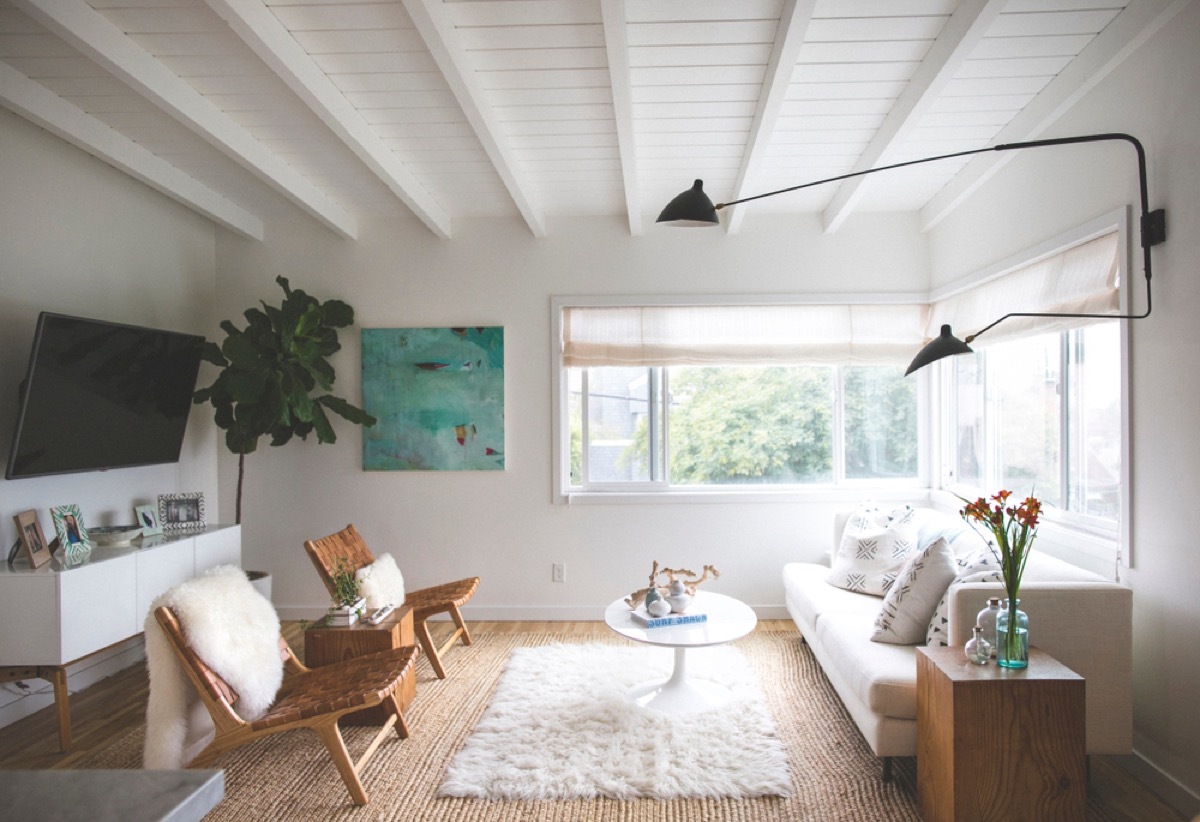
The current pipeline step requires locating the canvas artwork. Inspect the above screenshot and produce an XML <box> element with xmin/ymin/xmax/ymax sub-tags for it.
<box><xmin>362</xmin><ymin>327</ymin><xmax>504</xmax><ymax>471</ymax></box>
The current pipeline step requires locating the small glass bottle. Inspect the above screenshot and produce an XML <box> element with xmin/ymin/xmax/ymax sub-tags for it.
<box><xmin>964</xmin><ymin>624</ymin><xmax>991</xmax><ymax>665</ymax></box>
<box><xmin>975</xmin><ymin>597</ymin><xmax>1003</xmax><ymax>658</ymax></box>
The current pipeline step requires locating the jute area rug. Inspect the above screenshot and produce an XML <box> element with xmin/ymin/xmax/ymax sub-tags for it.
<box><xmin>77</xmin><ymin>631</ymin><xmax>1122</xmax><ymax>821</ymax></box>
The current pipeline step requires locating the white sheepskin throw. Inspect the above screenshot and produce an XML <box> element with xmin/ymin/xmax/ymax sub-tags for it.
<box><xmin>356</xmin><ymin>552</ymin><xmax>406</xmax><ymax>609</ymax></box>
<box><xmin>143</xmin><ymin>565</ymin><xmax>283</xmax><ymax>769</ymax></box>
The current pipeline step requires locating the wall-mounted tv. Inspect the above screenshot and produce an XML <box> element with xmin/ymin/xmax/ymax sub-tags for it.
<box><xmin>5</xmin><ymin>312</ymin><xmax>205</xmax><ymax>480</ymax></box>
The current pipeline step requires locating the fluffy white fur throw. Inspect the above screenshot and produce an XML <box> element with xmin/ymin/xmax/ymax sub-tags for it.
<box><xmin>143</xmin><ymin>565</ymin><xmax>283</xmax><ymax>769</ymax></box>
<box><xmin>356</xmin><ymin>552</ymin><xmax>406</xmax><ymax>609</ymax></box>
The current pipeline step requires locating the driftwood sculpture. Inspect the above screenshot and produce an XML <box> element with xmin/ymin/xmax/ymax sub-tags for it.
<box><xmin>624</xmin><ymin>561</ymin><xmax>722</xmax><ymax>609</ymax></box>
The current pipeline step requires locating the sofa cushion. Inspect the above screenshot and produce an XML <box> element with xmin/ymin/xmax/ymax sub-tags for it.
<box><xmin>816</xmin><ymin>613</ymin><xmax>919</xmax><ymax>720</ymax></box>
<box><xmin>872</xmin><ymin>537</ymin><xmax>958</xmax><ymax>645</ymax></box>
<box><xmin>783</xmin><ymin>562</ymin><xmax>882</xmax><ymax>632</ymax></box>
<box><xmin>827</xmin><ymin>505</ymin><xmax>919</xmax><ymax>596</ymax></box>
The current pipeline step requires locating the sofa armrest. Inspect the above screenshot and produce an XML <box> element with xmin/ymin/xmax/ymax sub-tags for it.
<box><xmin>948</xmin><ymin>580</ymin><xmax>1132</xmax><ymax>754</ymax></box>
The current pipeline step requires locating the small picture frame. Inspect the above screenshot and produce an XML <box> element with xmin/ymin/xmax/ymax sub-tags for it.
<box><xmin>12</xmin><ymin>510</ymin><xmax>52</xmax><ymax>568</ymax></box>
<box><xmin>158</xmin><ymin>492</ymin><xmax>205</xmax><ymax>532</ymax></box>
<box><xmin>50</xmin><ymin>504</ymin><xmax>92</xmax><ymax>556</ymax></box>
<box><xmin>135</xmin><ymin>504</ymin><xmax>163</xmax><ymax>537</ymax></box>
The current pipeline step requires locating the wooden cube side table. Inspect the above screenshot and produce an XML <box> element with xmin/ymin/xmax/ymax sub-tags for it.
<box><xmin>917</xmin><ymin>646</ymin><xmax>1086</xmax><ymax>822</ymax></box>
<box><xmin>304</xmin><ymin>605</ymin><xmax>417</xmax><ymax>725</ymax></box>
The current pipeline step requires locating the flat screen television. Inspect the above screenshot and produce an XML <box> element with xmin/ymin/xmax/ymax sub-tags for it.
<box><xmin>5</xmin><ymin>312</ymin><xmax>205</xmax><ymax>480</ymax></box>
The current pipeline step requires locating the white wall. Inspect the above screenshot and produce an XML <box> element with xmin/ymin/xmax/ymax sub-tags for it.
<box><xmin>213</xmin><ymin>210</ymin><xmax>932</xmax><ymax>622</ymax></box>
<box><xmin>0</xmin><ymin>108</ymin><xmax>221</xmax><ymax>721</ymax></box>
<box><xmin>928</xmin><ymin>1</ymin><xmax>1200</xmax><ymax>806</ymax></box>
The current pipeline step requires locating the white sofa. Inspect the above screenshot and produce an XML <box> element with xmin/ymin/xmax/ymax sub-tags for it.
<box><xmin>782</xmin><ymin>508</ymin><xmax>1132</xmax><ymax>775</ymax></box>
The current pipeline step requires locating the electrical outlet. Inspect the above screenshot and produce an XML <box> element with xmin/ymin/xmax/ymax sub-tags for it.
<box><xmin>552</xmin><ymin>562</ymin><xmax>566</xmax><ymax>583</ymax></box>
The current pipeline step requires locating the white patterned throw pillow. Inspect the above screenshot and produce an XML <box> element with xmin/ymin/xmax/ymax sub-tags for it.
<box><xmin>826</xmin><ymin>505</ymin><xmax>919</xmax><ymax>596</ymax></box>
<box><xmin>924</xmin><ymin>545</ymin><xmax>1003</xmax><ymax>647</ymax></box>
<box><xmin>355</xmin><ymin>552</ymin><xmax>406</xmax><ymax>610</ymax></box>
<box><xmin>871</xmin><ymin>537</ymin><xmax>958</xmax><ymax>645</ymax></box>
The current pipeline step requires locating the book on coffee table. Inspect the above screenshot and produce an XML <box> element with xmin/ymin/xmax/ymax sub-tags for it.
<box><xmin>630</xmin><ymin>610</ymin><xmax>707</xmax><ymax>628</ymax></box>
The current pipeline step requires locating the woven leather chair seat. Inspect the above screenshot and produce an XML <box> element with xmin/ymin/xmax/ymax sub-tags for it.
<box><xmin>253</xmin><ymin>646</ymin><xmax>417</xmax><ymax>730</ymax></box>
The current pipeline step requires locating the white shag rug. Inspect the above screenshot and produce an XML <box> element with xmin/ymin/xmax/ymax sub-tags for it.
<box><xmin>439</xmin><ymin>643</ymin><xmax>792</xmax><ymax>800</ymax></box>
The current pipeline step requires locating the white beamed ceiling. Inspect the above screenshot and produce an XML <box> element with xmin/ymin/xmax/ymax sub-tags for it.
<box><xmin>0</xmin><ymin>0</ymin><xmax>1181</xmax><ymax>240</ymax></box>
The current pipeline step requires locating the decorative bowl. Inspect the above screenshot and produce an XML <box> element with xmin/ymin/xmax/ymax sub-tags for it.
<box><xmin>90</xmin><ymin>525</ymin><xmax>144</xmax><ymax>546</ymax></box>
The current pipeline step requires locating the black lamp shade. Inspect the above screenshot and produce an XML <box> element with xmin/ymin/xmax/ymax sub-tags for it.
<box><xmin>905</xmin><ymin>324</ymin><xmax>973</xmax><ymax>375</ymax></box>
<box><xmin>656</xmin><ymin>179</ymin><xmax>720</xmax><ymax>226</ymax></box>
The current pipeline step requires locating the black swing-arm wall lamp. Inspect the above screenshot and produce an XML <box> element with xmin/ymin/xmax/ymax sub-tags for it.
<box><xmin>657</xmin><ymin>132</ymin><xmax>1167</xmax><ymax>375</ymax></box>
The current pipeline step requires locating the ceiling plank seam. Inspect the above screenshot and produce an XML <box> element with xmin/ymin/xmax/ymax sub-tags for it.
<box><xmin>0</xmin><ymin>59</ymin><xmax>264</xmax><ymax>240</ymax></box>
<box><xmin>725</xmin><ymin>0</ymin><xmax>816</xmax><ymax>236</ymax></box>
<box><xmin>13</xmin><ymin>0</ymin><xmax>357</xmax><ymax>240</ymax></box>
<box><xmin>920</xmin><ymin>0</ymin><xmax>1190</xmax><ymax>232</ymax></box>
<box><xmin>821</xmin><ymin>0</ymin><xmax>1006</xmax><ymax>235</ymax></box>
<box><xmin>402</xmin><ymin>0</ymin><xmax>547</xmax><ymax>238</ymax></box>
<box><xmin>204</xmin><ymin>0</ymin><xmax>452</xmax><ymax>239</ymax></box>
<box><xmin>600</xmin><ymin>0</ymin><xmax>642</xmax><ymax>236</ymax></box>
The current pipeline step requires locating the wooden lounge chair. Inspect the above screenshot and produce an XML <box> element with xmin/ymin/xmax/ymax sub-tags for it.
<box><xmin>304</xmin><ymin>524</ymin><xmax>479</xmax><ymax>679</ymax></box>
<box><xmin>152</xmin><ymin>605</ymin><xmax>417</xmax><ymax>806</ymax></box>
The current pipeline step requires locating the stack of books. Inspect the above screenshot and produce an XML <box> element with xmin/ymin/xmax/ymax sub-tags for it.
<box><xmin>631</xmin><ymin>609</ymin><xmax>707</xmax><ymax>628</ymax></box>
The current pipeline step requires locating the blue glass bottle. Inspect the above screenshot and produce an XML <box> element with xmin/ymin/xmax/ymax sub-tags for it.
<box><xmin>996</xmin><ymin>599</ymin><xmax>1029</xmax><ymax>669</ymax></box>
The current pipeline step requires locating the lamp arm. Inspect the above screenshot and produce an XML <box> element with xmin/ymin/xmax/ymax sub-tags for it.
<box><xmin>968</xmin><ymin>133</ymin><xmax>1162</xmax><ymax>343</ymax></box>
<box><xmin>716</xmin><ymin>132</ymin><xmax>1164</xmax><ymax>346</ymax></box>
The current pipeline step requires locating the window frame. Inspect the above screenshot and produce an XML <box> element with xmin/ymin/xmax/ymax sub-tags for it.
<box><xmin>552</xmin><ymin>294</ymin><xmax>931</xmax><ymax>504</ymax></box>
<box><xmin>931</xmin><ymin>208</ymin><xmax>1133</xmax><ymax>575</ymax></box>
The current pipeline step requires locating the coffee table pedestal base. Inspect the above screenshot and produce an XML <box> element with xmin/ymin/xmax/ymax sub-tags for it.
<box><xmin>627</xmin><ymin>647</ymin><xmax>734</xmax><ymax>714</ymax></box>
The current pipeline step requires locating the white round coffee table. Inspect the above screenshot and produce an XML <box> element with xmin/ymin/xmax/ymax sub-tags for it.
<box><xmin>604</xmin><ymin>590</ymin><xmax>757</xmax><ymax>714</ymax></box>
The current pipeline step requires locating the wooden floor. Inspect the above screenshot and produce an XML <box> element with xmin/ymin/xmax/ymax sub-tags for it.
<box><xmin>0</xmin><ymin>620</ymin><xmax>1185</xmax><ymax>821</ymax></box>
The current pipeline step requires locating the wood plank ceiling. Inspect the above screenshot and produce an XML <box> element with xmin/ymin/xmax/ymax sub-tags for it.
<box><xmin>0</xmin><ymin>0</ymin><xmax>1183</xmax><ymax>241</ymax></box>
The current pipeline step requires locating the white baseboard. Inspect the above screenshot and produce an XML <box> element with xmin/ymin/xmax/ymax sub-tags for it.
<box><xmin>1113</xmin><ymin>750</ymin><xmax>1200</xmax><ymax>818</ymax></box>
<box><xmin>0</xmin><ymin>637</ymin><xmax>145</xmax><ymax>733</ymax></box>
<box><xmin>274</xmin><ymin>603</ymin><xmax>792</xmax><ymax>622</ymax></box>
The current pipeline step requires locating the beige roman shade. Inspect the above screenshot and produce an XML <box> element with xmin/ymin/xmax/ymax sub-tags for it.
<box><xmin>925</xmin><ymin>232</ymin><xmax>1120</xmax><ymax>347</ymax></box>
<box><xmin>561</xmin><ymin>303</ymin><xmax>929</xmax><ymax>367</ymax></box>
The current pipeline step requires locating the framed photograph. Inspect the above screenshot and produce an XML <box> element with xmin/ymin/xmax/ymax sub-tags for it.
<box><xmin>134</xmin><ymin>504</ymin><xmax>163</xmax><ymax>537</ymax></box>
<box><xmin>49</xmin><ymin>504</ymin><xmax>92</xmax><ymax>556</ymax></box>
<box><xmin>12</xmin><ymin>510</ymin><xmax>52</xmax><ymax>568</ymax></box>
<box><xmin>158</xmin><ymin>492</ymin><xmax>205</xmax><ymax>532</ymax></box>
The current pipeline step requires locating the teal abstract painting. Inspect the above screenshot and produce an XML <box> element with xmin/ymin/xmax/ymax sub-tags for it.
<box><xmin>362</xmin><ymin>327</ymin><xmax>504</xmax><ymax>471</ymax></box>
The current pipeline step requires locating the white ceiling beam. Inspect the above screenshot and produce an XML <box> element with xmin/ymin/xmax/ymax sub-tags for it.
<box><xmin>724</xmin><ymin>0</ymin><xmax>815</xmax><ymax>235</ymax></box>
<box><xmin>402</xmin><ymin>0</ymin><xmax>546</xmax><ymax>238</ymax></box>
<box><xmin>920</xmin><ymin>0</ymin><xmax>1190</xmax><ymax>232</ymax></box>
<box><xmin>13</xmin><ymin>0</ymin><xmax>357</xmax><ymax>240</ymax></box>
<box><xmin>204</xmin><ymin>0</ymin><xmax>451</xmax><ymax>239</ymax></box>
<box><xmin>0</xmin><ymin>60</ymin><xmax>263</xmax><ymax>240</ymax></box>
<box><xmin>820</xmin><ymin>0</ymin><xmax>1005</xmax><ymax>234</ymax></box>
<box><xmin>600</xmin><ymin>0</ymin><xmax>641</xmax><ymax>236</ymax></box>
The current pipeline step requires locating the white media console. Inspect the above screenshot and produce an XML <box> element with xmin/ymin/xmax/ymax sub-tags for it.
<box><xmin>0</xmin><ymin>524</ymin><xmax>241</xmax><ymax>749</ymax></box>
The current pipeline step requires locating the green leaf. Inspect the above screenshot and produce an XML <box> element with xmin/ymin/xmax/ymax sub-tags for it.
<box><xmin>318</xmin><ymin>395</ymin><xmax>377</xmax><ymax>427</ymax></box>
<box><xmin>275</xmin><ymin>275</ymin><xmax>291</xmax><ymax>298</ymax></box>
<box><xmin>226</xmin><ymin>426</ymin><xmax>258</xmax><ymax>455</ymax></box>
<box><xmin>291</xmin><ymin>388</ymin><xmax>314</xmax><ymax>423</ymax></box>
<box><xmin>304</xmin><ymin>355</ymin><xmax>335</xmax><ymax>390</ymax></box>
<box><xmin>311</xmin><ymin>403</ymin><xmax>336</xmax><ymax>443</ymax></box>
<box><xmin>321</xmin><ymin>299</ymin><xmax>354</xmax><ymax>328</ymax></box>
<box><xmin>199</xmin><ymin>340</ymin><xmax>227</xmax><ymax>367</ymax></box>
<box><xmin>294</xmin><ymin>304</ymin><xmax>321</xmax><ymax>339</ymax></box>
<box><xmin>222</xmin><ymin>332</ymin><xmax>263</xmax><ymax>369</ymax></box>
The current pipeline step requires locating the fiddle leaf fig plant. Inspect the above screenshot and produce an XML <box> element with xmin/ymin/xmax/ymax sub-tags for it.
<box><xmin>193</xmin><ymin>276</ymin><xmax>376</xmax><ymax>523</ymax></box>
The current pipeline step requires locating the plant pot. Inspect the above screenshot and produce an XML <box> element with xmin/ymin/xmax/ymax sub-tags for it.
<box><xmin>328</xmin><ymin>598</ymin><xmax>365</xmax><ymax>626</ymax></box>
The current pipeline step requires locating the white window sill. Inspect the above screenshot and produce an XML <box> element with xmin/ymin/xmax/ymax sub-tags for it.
<box><xmin>562</xmin><ymin>485</ymin><xmax>930</xmax><ymax>506</ymax></box>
